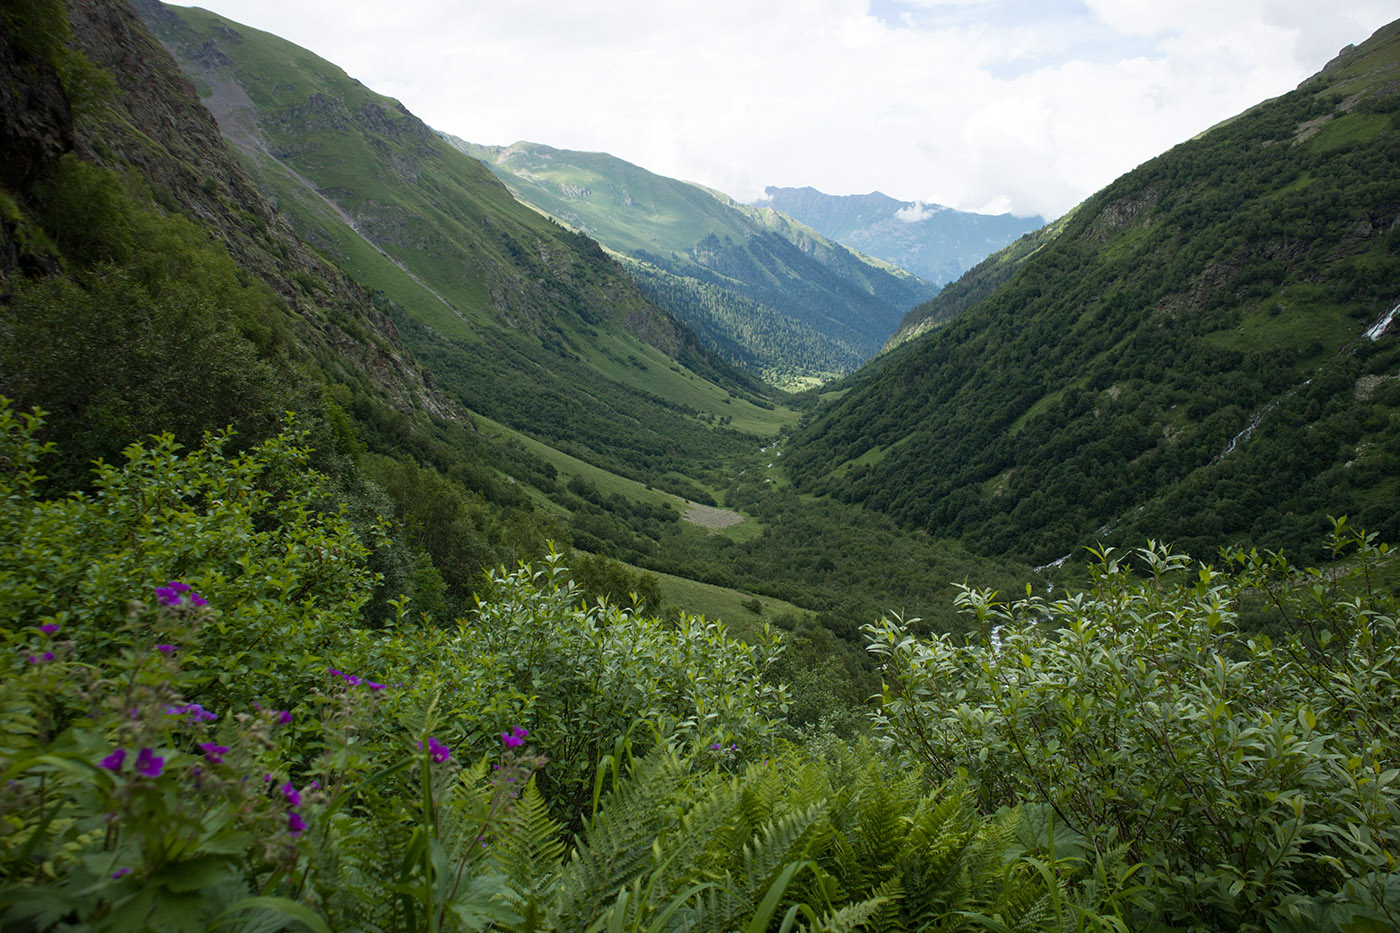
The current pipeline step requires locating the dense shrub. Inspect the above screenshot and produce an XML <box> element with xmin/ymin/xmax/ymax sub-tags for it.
<box><xmin>867</xmin><ymin>529</ymin><xmax>1400</xmax><ymax>931</ymax></box>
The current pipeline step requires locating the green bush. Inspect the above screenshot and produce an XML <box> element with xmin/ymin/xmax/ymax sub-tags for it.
<box><xmin>866</xmin><ymin>527</ymin><xmax>1400</xmax><ymax>930</ymax></box>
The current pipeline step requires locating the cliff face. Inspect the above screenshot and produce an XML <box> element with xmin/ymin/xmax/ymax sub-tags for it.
<box><xmin>2</xmin><ymin>0</ymin><xmax>462</xmax><ymax>422</ymax></box>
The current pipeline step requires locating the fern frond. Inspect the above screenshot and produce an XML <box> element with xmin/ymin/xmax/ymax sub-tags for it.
<box><xmin>738</xmin><ymin>802</ymin><xmax>832</xmax><ymax>903</ymax></box>
<box><xmin>548</xmin><ymin>749</ymin><xmax>691</xmax><ymax>927</ymax></box>
<box><xmin>494</xmin><ymin>777</ymin><xmax>566</xmax><ymax>930</ymax></box>
<box><xmin>799</xmin><ymin>888</ymin><xmax>894</xmax><ymax>933</ymax></box>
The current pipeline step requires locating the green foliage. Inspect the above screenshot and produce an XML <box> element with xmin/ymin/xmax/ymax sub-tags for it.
<box><xmin>564</xmin><ymin>551</ymin><xmax>663</xmax><ymax>615</ymax></box>
<box><xmin>0</xmin><ymin>401</ymin><xmax>802</xmax><ymax>930</ymax></box>
<box><xmin>465</xmin><ymin>554</ymin><xmax>788</xmax><ymax>814</ymax></box>
<box><xmin>547</xmin><ymin>744</ymin><xmax>1133</xmax><ymax>931</ymax></box>
<box><xmin>867</xmin><ymin>524</ymin><xmax>1400</xmax><ymax>930</ymax></box>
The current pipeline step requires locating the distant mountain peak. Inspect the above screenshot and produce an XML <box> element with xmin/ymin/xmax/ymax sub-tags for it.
<box><xmin>752</xmin><ymin>185</ymin><xmax>1042</xmax><ymax>285</ymax></box>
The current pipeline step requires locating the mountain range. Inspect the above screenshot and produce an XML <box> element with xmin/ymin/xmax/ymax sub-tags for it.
<box><xmin>449</xmin><ymin>139</ymin><xmax>940</xmax><ymax>388</ymax></box>
<box><xmin>752</xmin><ymin>186</ymin><xmax>1043</xmax><ymax>287</ymax></box>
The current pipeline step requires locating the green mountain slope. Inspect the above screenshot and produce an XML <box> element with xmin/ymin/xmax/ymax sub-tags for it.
<box><xmin>753</xmin><ymin>186</ymin><xmax>1044</xmax><ymax>286</ymax></box>
<box><xmin>450</xmin><ymin>139</ymin><xmax>939</xmax><ymax>388</ymax></box>
<box><xmin>787</xmin><ymin>19</ymin><xmax>1400</xmax><ymax>566</ymax></box>
<box><xmin>137</xmin><ymin>1</ymin><xmax>780</xmax><ymax>486</ymax></box>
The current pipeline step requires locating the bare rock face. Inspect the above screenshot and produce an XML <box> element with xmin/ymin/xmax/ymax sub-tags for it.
<box><xmin>0</xmin><ymin>21</ymin><xmax>73</xmax><ymax>275</ymax></box>
<box><xmin>0</xmin><ymin>33</ymin><xmax>73</xmax><ymax>192</ymax></box>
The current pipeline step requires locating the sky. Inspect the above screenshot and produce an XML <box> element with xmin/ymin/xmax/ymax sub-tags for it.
<box><xmin>183</xmin><ymin>0</ymin><xmax>1395</xmax><ymax>220</ymax></box>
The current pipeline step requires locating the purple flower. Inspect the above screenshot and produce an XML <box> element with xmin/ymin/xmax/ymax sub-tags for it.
<box><xmin>281</xmin><ymin>781</ymin><xmax>301</xmax><ymax>807</ymax></box>
<box><xmin>367</xmin><ymin>682</ymin><xmax>386</xmax><ymax>691</ymax></box>
<box><xmin>287</xmin><ymin>811</ymin><xmax>306</xmax><ymax>837</ymax></box>
<box><xmin>327</xmin><ymin>668</ymin><xmax>342</xmax><ymax>677</ymax></box>
<box><xmin>155</xmin><ymin>581</ymin><xmax>206</xmax><ymax>608</ymax></box>
<box><xmin>420</xmin><ymin>737</ymin><xmax>451</xmax><ymax>763</ymax></box>
<box><xmin>344</xmin><ymin>675</ymin><xmax>361</xmax><ymax>686</ymax></box>
<box><xmin>38</xmin><ymin>623</ymin><xmax>60</xmax><ymax>634</ymax></box>
<box><xmin>501</xmin><ymin>725</ymin><xmax>530</xmax><ymax>749</ymax></box>
<box><xmin>166</xmin><ymin>703</ymin><xmax>217</xmax><ymax>723</ymax></box>
<box><xmin>100</xmin><ymin>748</ymin><xmax>127</xmax><ymax>771</ymax></box>
<box><xmin>198</xmin><ymin>742</ymin><xmax>229</xmax><ymax>764</ymax></box>
<box><xmin>709</xmin><ymin>743</ymin><xmax>722</xmax><ymax>750</ymax></box>
<box><xmin>275</xmin><ymin>710</ymin><xmax>292</xmax><ymax>726</ymax></box>
<box><xmin>135</xmin><ymin>748</ymin><xmax>164</xmax><ymax>778</ymax></box>
<box><xmin>111</xmin><ymin>867</ymin><xmax>131</xmax><ymax>879</ymax></box>
<box><xmin>156</xmin><ymin>644</ymin><xmax>176</xmax><ymax>655</ymax></box>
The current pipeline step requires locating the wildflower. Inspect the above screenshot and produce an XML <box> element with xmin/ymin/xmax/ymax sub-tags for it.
<box><xmin>287</xmin><ymin>811</ymin><xmax>306</xmax><ymax>837</ymax></box>
<box><xmin>709</xmin><ymin>743</ymin><xmax>722</xmax><ymax>750</ymax></box>
<box><xmin>501</xmin><ymin>725</ymin><xmax>530</xmax><ymax>749</ymax></box>
<box><xmin>166</xmin><ymin>703</ymin><xmax>217</xmax><ymax>723</ymax></box>
<box><xmin>38</xmin><ymin>623</ymin><xmax>60</xmax><ymax>634</ymax></box>
<box><xmin>275</xmin><ymin>710</ymin><xmax>292</xmax><ymax>726</ymax></box>
<box><xmin>344</xmin><ymin>675</ymin><xmax>361</xmax><ymax>686</ymax></box>
<box><xmin>327</xmin><ymin>668</ymin><xmax>342</xmax><ymax>677</ymax></box>
<box><xmin>111</xmin><ymin>867</ymin><xmax>131</xmax><ymax>879</ymax></box>
<box><xmin>100</xmin><ymin>749</ymin><xmax>127</xmax><ymax>771</ymax></box>
<box><xmin>154</xmin><ymin>581</ymin><xmax>208</xmax><ymax>608</ymax></box>
<box><xmin>135</xmin><ymin>748</ymin><xmax>164</xmax><ymax>778</ymax></box>
<box><xmin>420</xmin><ymin>737</ymin><xmax>451</xmax><ymax>763</ymax></box>
<box><xmin>367</xmin><ymin>681</ymin><xmax>386</xmax><ymax>691</ymax></box>
<box><xmin>156</xmin><ymin>644</ymin><xmax>176</xmax><ymax>654</ymax></box>
<box><xmin>281</xmin><ymin>781</ymin><xmax>301</xmax><ymax>807</ymax></box>
<box><xmin>198</xmin><ymin>742</ymin><xmax>229</xmax><ymax>764</ymax></box>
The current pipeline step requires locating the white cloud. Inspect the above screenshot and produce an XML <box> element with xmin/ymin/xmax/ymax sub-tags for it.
<box><xmin>895</xmin><ymin>201</ymin><xmax>942</xmax><ymax>222</ymax></box>
<box><xmin>183</xmin><ymin>0</ymin><xmax>1397</xmax><ymax>220</ymax></box>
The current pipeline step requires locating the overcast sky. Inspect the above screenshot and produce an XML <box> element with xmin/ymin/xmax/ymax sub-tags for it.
<box><xmin>184</xmin><ymin>0</ymin><xmax>1395</xmax><ymax>220</ymax></box>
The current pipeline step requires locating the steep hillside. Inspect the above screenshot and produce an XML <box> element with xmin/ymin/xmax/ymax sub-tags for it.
<box><xmin>138</xmin><ymin>1</ymin><xmax>780</xmax><ymax>485</ymax></box>
<box><xmin>452</xmin><ymin>140</ymin><xmax>938</xmax><ymax>388</ymax></box>
<box><xmin>884</xmin><ymin>210</ymin><xmax>1078</xmax><ymax>349</ymax></box>
<box><xmin>787</xmin><ymin>20</ymin><xmax>1400</xmax><ymax>566</ymax></box>
<box><xmin>0</xmin><ymin>0</ymin><xmax>475</xmax><ymax>472</ymax></box>
<box><xmin>753</xmin><ymin>186</ymin><xmax>1043</xmax><ymax>287</ymax></box>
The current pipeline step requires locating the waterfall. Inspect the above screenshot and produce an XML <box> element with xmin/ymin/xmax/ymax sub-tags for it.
<box><xmin>1365</xmin><ymin>302</ymin><xmax>1399</xmax><ymax>341</ymax></box>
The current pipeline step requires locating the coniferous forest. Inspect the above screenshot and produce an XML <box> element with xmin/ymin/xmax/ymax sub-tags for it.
<box><xmin>2</xmin><ymin>1</ymin><xmax>1400</xmax><ymax>930</ymax></box>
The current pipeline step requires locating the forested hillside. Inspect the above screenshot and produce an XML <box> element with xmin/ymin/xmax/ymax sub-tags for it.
<box><xmin>454</xmin><ymin>140</ymin><xmax>939</xmax><ymax>388</ymax></box>
<box><xmin>788</xmin><ymin>21</ymin><xmax>1400</xmax><ymax>567</ymax></box>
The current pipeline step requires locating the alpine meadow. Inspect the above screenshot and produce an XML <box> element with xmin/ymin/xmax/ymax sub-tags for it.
<box><xmin>2</xmin><ymin>1</ymin><xmax>1399</xmax><ymax>930</ymax></box>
